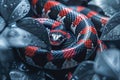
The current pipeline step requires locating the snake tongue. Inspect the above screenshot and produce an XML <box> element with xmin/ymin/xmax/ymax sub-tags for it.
<box><xmin>100</xmin><ymin>12</ymin><xmax>120</xmax><ymax>40</ymax></box>
<box><xmin>89</xmin><ymin>0</ymin><xmax>120</xmax><ymax>17</ymax></box>
<box><xmin>0</xmin><ymin>0</ymin><xmax>30</xmax><ymax>23</ymax></box>
<box><xmin>17</xmin><ymin>17</ymin><xmax>51</xmax><ymax>51</ymax></box>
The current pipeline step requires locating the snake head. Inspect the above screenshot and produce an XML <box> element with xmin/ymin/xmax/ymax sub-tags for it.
<box><xmin>49</xmin><ymin>30</ymin><xmax>67</xmax><ymax>46</ymax></box>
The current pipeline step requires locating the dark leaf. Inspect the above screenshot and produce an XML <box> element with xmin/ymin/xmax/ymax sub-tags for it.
<box><xmin>0</xmin><ymin>16</ymin><xmax>6</xmax><ymax>33</ymax></box>
<box><xmin>71</xmin><ymin>61</ymin><xmax>95</xmax><ymax>80</ymax></box>
<box><xmin>89</xmin><ymin>0</ymin><xmax>120</xmax><ymax>16</ymax></box>
<box><xmin>100</xmin><ymin>12</ymin><xmax>120</xmax><ymax>40</ymax></box>
<box><xmin>0</xmin><ymin>0</ymin><xmax>30</xmax><ymax>23</ymax></box>
<box><xmin>17</xmin><ymin>17</ymin><xmax>51</xmax><ymax>50</ymax></box>
<box><xmin>95</xmin><ymin>49</ymin><xmax>120</xmax><ymax>79</ymax></box>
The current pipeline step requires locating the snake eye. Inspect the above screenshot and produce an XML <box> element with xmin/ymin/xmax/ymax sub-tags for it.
<box><xmin>49</xmin><ymin>34</ymin><xmax>53</xmax><ymax>39</ymax></box>
<box><xmin>58</xmin><ymin>35</ymin><xmax>64</xmax><ymax>41</ymax></box>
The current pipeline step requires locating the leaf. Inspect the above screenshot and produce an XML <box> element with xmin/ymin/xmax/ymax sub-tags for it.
<box><xmin>0</xmin><ymin>16</ymin><xmax>6</xmax><ymax>33</ymax></box>
<box><xmin>71</xmin><ymin>61</ymin><xmax>94</xmax><ymax>80</ymax></box>
<box><xmin>89</xmin><ymin>0</ymin><xmax>120</xmax><ymax>16</ymax></box>
<box><xmin>100</xmin><ymin>12</ymin><xmax>120</xmax><ymax>40</ymax></box>
<box><xmin>17</xmin><ymin>17</ymin><xmax>51</xmax><ymax>50</ymax></box>
<box><xmin>0</xmin><ymin>0</ymin><xmax>30</xmax><ymax>23</ymax></box>
<box><xmin>95</xmin><ymin>49</ymin><xmax>120</xmax><ymax>79</ymax></box>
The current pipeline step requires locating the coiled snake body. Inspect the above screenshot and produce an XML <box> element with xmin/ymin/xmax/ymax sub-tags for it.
<box><xmin>19</xmin><ymin>0</ymin><xmax>104</xmax><ymax>70</ymax></box>
<box><xmin>36</xmin><ymin>18</ymin><xmax>76</xmax><ymax>50</ymax></box>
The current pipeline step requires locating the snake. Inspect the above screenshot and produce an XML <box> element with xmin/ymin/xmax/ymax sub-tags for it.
<box><xmin>30</xmin><ymin>0</ymin><xmax>109</xmax><ymax>25</ymax></box>
<box><xmin>69</xmin><ymin>6</ymin><xmax>109</xmax><ymax>25</ymax></box>
<box><xmin>36</xmin><ymin>18</ymin><xmax>76</xmax><ymax>50</ymax></box>
<box><xmin>17</xmin><ymin>0</ymin><xmax>105</xmax><ymax>70</ymax></box>
<box><xmin>69</xmin><ymin>6</ymin><xmax>109</xmax><ymax>31</ymax></box>
<box><xmin>30</xmin><ymin>0</ymin><xmax>109</xmax><ymax>31</ymax></box>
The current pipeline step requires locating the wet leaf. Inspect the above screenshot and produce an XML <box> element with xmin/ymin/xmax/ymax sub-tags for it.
<box><xmin>17</xmin><ymin>17</ymin><xmax>51</xmax><ymax>50</ymax></box>
<box><xmin>0</xmin><ymin>0</ymin><xmax>30</xmax><ymax>23</ymax></box>
<box><xmin>100</xmin><ymin>12</ymin><xmax>120</xmax><ymax>40</ymax></box>
<box><xmin>71</xmin><ymin>61</ymin><xmax>94</xmax><ymax>80</ymax></box>
<box><xmin>95</xmin><ymin>49</ymin><xmax>120</xmax><ymax>79</ymax></box>
<box><xmin>0</xmin><ymin>16</ymin><xmax>6</xmax><ymax>33</ymax></box>
<box><xmin>89</xmin><ymin>0</ymin><xmax>120</xmax><ymax>16</ymax></box>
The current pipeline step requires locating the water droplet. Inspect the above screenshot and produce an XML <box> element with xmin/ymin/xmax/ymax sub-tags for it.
<box><xmin>18</xmin><ymin>14</ymin><xmax>22</xmax><ymax>16</ymax></box>
<box><xmin>23</xmin><ymin>9</ymin><xmax>27</xmax><ymax>13</ymax></box>
<box><xmin>12</xmin><ymin>16</ymin><xmax>15</xmax><ymax>18</ymax></box>
<box><xmin>103</xmin><ymin>35</ymin><xmax>106</xmax><ymax>38</ymax></box>
<box><xmin>10</xmin><ymin>4</ymin><xmax>13</xmax><ymax>6</ymax></box>
<box><xmin>11</xmin><ymin>24</ymin><xmax>17</xmax><ymax>28</ymax></box>
<box><xmin>3</xmin><ymin>4</ymin><xmax>7</xmax><ymax>8</ymax></box>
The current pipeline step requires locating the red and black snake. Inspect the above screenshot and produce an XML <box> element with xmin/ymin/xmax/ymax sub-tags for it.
<box><xmin>69</xmin><ymin>6</ymin><xmax>109</xmax><ymax>32</ymax></box>
<box><xmin>69</xmin><ymin>6</ymin><xmax>109</xmax><ymax>25</ymax></box>
<box><xmin>36</xmin><ymin>18</ymin><xmax>76</xmax><ymax>50</ymax></box>
<box><xmin>18</xmin><ymin>0</ymin><xmax>106</xmax><ymax>70</ymax></box>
